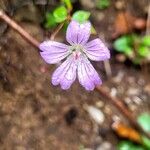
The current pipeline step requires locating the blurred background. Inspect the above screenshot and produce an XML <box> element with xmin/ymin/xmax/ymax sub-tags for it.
<box><xmin>0</xmin><ymin>0</ymin><xmax>150</xmax><ymax>149</ymax></box>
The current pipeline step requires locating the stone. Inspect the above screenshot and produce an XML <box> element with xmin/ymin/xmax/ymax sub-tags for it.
<box><xmin>110</xmin><ymin>88</ymin><xmax>117</xmax><ymax>97</ymax></box>
<box><xmin>86</xmin><ymin>105</ymin><xmax>105</xmax><ymax>125</ymax></box>
<box><xmin>96</xmin><ymin>141</ymin><xmax>112</xmax><ymax>150</ymax></box>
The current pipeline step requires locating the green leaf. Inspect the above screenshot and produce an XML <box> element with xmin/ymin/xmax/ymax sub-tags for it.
<box><xmin>118</xmin><ymin>141</ymin><xmax>133</xmax><ymax>150</ymax></box>
<box><xmin>142</xmin><ymin>136</ymin><xmax>150</xmax><ymax>149</ymax></box>
<box><xmin>114</xmin><ymin>35</ymin><xmax>133</xmax><ymax>56</ymax></box>
<box><xmin>124</xmin><ymin>47</ymin><xmax>133</xmax><ymax>56</ymax></box>
<box><xmin>137</xmin><ymin>113</ymin><xmax>150</xmax><ymax>133</ymax></box>
<box><xmin>138</xmin><ymin>46</ymin><xmax>150</xmax><ymax>57</ymax></box>
<box><xmin>72</xmin><ymin>10</ymin><xmax>90</xmax><ymax>23</ymax></box>
<box><xmin>96</xmin><ymin>0</ymin><xmax>110</xmax><ymax>9</ymax></box>
<box><xmin>44</xmin><ymin>12</ymin><xmax>57</xmax><ymax>28</ymax></box>
<box><xmin>53</xmin><ymin>6</ymin><xmax>67</xmax><ymax>23</ymax></box>
<box><xmin>117</xmin><ymin>141</ymin><xmax>145</xmax><ymax>150</ymax></box>
<box><xmin>142</xmin><ymin>36</ymin><xmax>150</xmax><ymax>46</ymax></box>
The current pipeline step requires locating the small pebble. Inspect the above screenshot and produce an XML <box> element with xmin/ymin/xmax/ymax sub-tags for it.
<box><xmin>96</xmin><ymin>101</ymin><xmax>104</xmax><ymax>108</ymax></box>
<box><xmin>96</xmin><ymin>141</ymin><xmax>112</xmax><ymax>150</ymax></box>
<box><xmin>127</xmin><ymin>88</ymin><xmax>140</xmax><ymax>96</ymax></box>
<box><xmin>110</xmin><ymin>88</ymin><xmax>117</xmax><ymax>97</ymax></box>
<box><xmin>104</xmin><ymin>106</ymin><xmax>112</xmax><ymax>115</ymax></box>
<box><xmin>85</xmin><ymin>105</ymin><xmax>105</xmax><ymax>125</ymax></box>
<box><xmin>115</xmin><ymin>0</ymin><xmax>125</xmax><ymax>10</ymax></box>
<box><xmin>124</xmin><ymin>97</ymin><xmax>132</xmax><ymax>104</ymax></box>
<box><xmin>112</xmin><ymin>115</ymin><xmax>121</xmax><ymax>122</ymax></box>
<box><xmin>129</xmin><ymin>104</ymin><xmax>137</xmax><ymax>111</ymax></box>
<box><xmin>113</xmin><ymin>71</ymin><xmax>124</xmax><ymax>83</ymax></box>
<box><xmin>132</xmin><ymin>96</ymin><xmax>142</xmax><ymax>105</ymax></box>
<box><xmin>92</xmin><ymin>11</ymin><xmax>105</xmax><ymax>22</ymax></box>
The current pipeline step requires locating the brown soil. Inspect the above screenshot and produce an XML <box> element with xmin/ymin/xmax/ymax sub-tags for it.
<box><xmin>0</xmin><ymin>0</ymin><xmax>150</xmax><ymax>149</ymax></box>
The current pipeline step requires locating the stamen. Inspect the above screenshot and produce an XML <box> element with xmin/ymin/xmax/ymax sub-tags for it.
<box><xmin>69</xmin><ymin>44</ymin><xmax>84</xmax><ymax>60</ymax></box>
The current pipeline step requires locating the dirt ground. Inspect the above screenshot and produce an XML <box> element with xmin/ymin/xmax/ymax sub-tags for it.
<box><xmin>0</xmin><ymin>0</ymin><xmax>150</xmax><ymax>150</ymax></box>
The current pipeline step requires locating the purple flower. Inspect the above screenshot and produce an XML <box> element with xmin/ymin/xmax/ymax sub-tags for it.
<box><xmin>39</xmin><ymin>20</ymin><xmax>110</xmax><ymax>90</ymax></box>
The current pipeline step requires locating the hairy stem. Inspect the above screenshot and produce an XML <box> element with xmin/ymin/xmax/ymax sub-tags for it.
<box><xmin>50</xmin><ymin>22</ymin><xmax>65</xmax><ymax>40</ymax></box>
<box><xmin>0</xmin><ymin>9</ymin><xmax>40</xmax><ymax>48</ymax></box>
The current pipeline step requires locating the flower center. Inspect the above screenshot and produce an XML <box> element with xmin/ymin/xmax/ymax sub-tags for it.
<box><xmin>69</xmin><ymin>44</ymin><xmax>84</xmax><ymax>60</ymax></box>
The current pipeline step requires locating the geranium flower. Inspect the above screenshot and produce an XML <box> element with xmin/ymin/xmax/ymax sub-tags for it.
<box><xmin>39</xmin><ymin>20</ymin><xmax>110</xmax><ymax>90</ymax></box>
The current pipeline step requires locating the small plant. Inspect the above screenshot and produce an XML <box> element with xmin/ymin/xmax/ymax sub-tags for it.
<box><xmin>44</xmin><ymin>5</ymin><xmax>68</xmax><ymax>29</ymax></box>
<box><xmin>96</xmin><ymin>0</ymin><xmax>110</xmax><ymax>9</ymax></box>
<box><xmin>44</xmin><ymin>1</ymin><xmax>97</xmax><ymax>34</ymax></box>
<box><xmin>113</xmin><ymin>113</ymin><xmax>150</xmax><ymax>150</ymax></box>
<box><xmin>138</xmin><ymin>113</ymin><xmax>150</xmax><ymax>133</ymax></box>
<box><xmin>44</xmin><ymin>12</ymin><xmax>57</xmax><ymax>29</ymax></box>
<box><xmin>40</xmin><ymin>20</ymin><xmax>110</xmax><ymax>90</ymax></box>
<box><xmin>118</xmin><ymin>140</ymin><xmax>145</xmax><ymax>150</ymax></box>
<box><xmin>114</xmin><ymin>34</ymin><xmax>150</xmax><ymax>64</ymax></box>
<box><xmin>39</xmin><ymin>0</ymin><xmax>110</xmax><ymax>90</ymax></box>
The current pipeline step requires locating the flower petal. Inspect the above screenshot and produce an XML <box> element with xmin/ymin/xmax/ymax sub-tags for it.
<box><xmin>52</xmin><ymin>56</ymin><xmax>77</xmax><ymax>90</ymax></box>
<box><xmin>66</xmin><ymin>20</ymin><xmax>91</xmax><ymax>45</ymax></box>
<box><xmin>39</xmin><ymin>41</ymin><xmax>69</xmax><ymax>64</ymax></box>
<box><xmin>84</xmin><ymin>38</ymin><xmax>110</xmax><ymax>61</ymax></box>
<box><xmin>77</xmin><ymin>56</ymin><xmax>102</xmax><ymax>91</ymax></box>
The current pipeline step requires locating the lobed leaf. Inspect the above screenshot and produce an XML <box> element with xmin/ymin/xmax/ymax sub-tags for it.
<box><xmin>142</xmin><ymin>36</ymin><xmax>150</xmax><ymax>46</ymax></box>
<box><xmin>53</xmin><ymin>6</ymin><xmax>67</xmax><ymax>23</ymax></box>
<box><xmin>117</xmin><ymin>141</ymin><xmax>145</xmax><ymax>150</ymax></box>
<box><xmin>44</xmin><ymin>12</ymin><xmax>57</xmax><ymax>28</ymax></box>
<box><xmin>137</xmin><ymin>113</ymin><xmax>150</xmax><ymax>133</ymax></box>
<box><xmin>114</xmin><ymin>35</ymin><xmax>133</xmax><ymax>56</ymax></box>
<box><xmin>72</xmin><ymin>10</ymin><xmax>90</xmax><ymax>23</ymax></box>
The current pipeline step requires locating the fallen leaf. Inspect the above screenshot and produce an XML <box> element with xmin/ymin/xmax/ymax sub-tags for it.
<box><xmin>112</xmin><ymin>121</ymin><xmax>141</xmax><ymax>143</ymax></box>
<box><xmin>112</xmin><ymin>11</ymin><xmax>146</xmax><ymax>38</ymax></box>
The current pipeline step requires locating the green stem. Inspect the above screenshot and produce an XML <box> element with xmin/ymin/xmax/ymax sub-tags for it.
<box><xmin>63</xmin><ymin>0</ymin><xmax>73</xmax><ymax>12</ymax></box>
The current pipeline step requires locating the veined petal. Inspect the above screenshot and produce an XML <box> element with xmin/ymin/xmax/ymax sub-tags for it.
<box><xmin>77</xmin><ymin>56</ymin><xmax>102</xmax><ymax>91</ymax></box>
<box><xmin>84</xmin><ymin>38</ymin><xmax>110</xmax><ymax>61</ymax></box>
<box><xmin>52</xmin><ymin>56</ymin><xmax>77</xmax><ymax>90</ymax></box>
<box><xmin>66</xmin><ymin>20</ymin><xmax>91</xmax><ymax>45</ymax></box>
<box><xmin>39</xmin><ymin>41</ymin><xmax>69</xmax><ymax>64</ymax></box>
